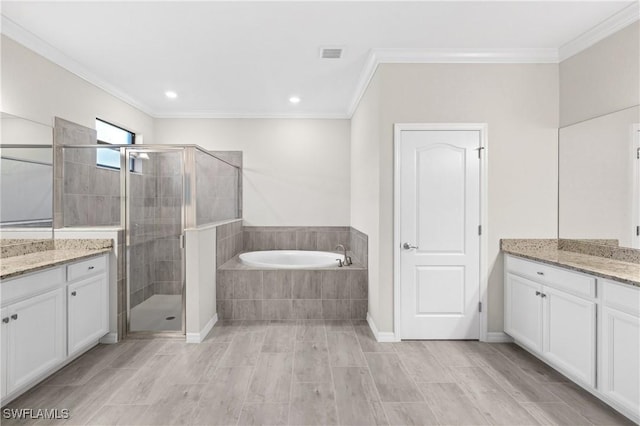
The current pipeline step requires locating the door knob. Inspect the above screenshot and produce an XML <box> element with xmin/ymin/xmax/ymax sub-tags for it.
<box><xmin>402</xmin><ymin>242</ymin><xmax>418</xmax><ymax>250</ymax></box>
<box><xmin>2</xmin><ymin>318</ymin><xmax>8</xmax><ymax>324</ymax></box>
<box><xmin>71</xmin><ymin>291</ymin><xmax>77</xmax><ymax>296</ymax></box>
<box><xmin>10</xmin><ymin>314</ymin><xmax>18</xmax><ymax>320</ymax></box>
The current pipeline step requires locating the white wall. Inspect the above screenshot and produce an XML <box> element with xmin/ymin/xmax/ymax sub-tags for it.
<box><xmin>560</xmin><ymin>22</ymin><xmax>640</xmax><ymax>127</ymax></box>
<box><xmin>154</xmin><ymin>118</ymin><xmax>351</xmax><ymax>226</ymax></box>
<box><xmin>1</xmin><ymin>35</ymin><xmax>154</xmax><ymax>142</ymax></box>
<box><xmin>350</xmin><ymin>70</ymin><xmax>383</xmax><ymax>329</ymax></box>
<box><xmin>185</xmin><ymin>225</ymin><xmax>217</xmax><ymax>342</ymax></box>
<box><xmin>351</xmin><ymin>63</ymin><xmax>560</xmax><ymax>333</ymax></box>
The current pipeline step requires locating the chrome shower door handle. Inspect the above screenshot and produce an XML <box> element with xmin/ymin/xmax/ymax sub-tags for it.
<box><xmin>402</xmin><ymin>242</ymin><xmax>418</xmax><ymax>250</ymax></box>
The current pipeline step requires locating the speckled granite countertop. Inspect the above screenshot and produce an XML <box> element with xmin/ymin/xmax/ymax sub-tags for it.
<box><xmin>1</xmin><ymin>239</ymin><xmax>112</xmax><ymax>280</ymax></box>
<box><xmin>501</xmin><ymin>239</ymin><xmax>640</xmax><ymax>287</ymax></box>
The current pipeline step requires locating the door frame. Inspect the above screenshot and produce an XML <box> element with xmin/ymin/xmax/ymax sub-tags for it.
<box><xmin>393</xmin><ymin>123</ymin><xmax>489</xmax><ymax>341</ymax></box>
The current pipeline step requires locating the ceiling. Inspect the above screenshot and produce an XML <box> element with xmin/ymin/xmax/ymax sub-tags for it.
<box><xmin>1</xmin><ymin>1</ymin><xmax>637</xmax><ymax>118</ymax></box>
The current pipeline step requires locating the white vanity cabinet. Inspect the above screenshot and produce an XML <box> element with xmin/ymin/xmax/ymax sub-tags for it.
<box><xmin>599</xmin><ymin>279</ymin><xmax>640</xmax><ymax>417</ymax></box>
<box><xmin>1</xmin><ymin>266</ymin><xmax>67</xmax><ymax>400</ymax></box>
<box><xmin>505</xmin><ymin>255</ymin><xmax>596</xmax><ymax>386</ymax></box>
<box><xmin>504</xmin><ymin>254</ymin><xmax>639</xmax><ymax>423</ymax></box>
<box><xmin>67</xmin><ymin>256</ymin><xmax>108</xmax><ymax>357</ymax></box>
<box><xmin>542</xmin><ymin>284</ymin><xmax>596</xmax><ymax>386</ymax></box>
<box><xmin>3</xmin><ymin>288</ymin><xmax>66</xmax><ymax>396</ymax></box>
<box><xmin>504</xmin><ymin>272</ymin><xmax>543</xmax><ymax>351</ymax></box>
<box><xmin>0</xmin><ymin>253</ymin><xmax>109</xmax><ymax>404</ymax></box>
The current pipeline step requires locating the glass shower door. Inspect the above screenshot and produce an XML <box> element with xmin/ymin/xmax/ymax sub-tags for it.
<box><xmin>126</xmin><ymin>148</ymin><xmax>185</xmax><ymax>333</ymax></box>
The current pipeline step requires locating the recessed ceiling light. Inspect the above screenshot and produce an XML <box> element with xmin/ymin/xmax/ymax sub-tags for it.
<box><xmin>289</xmin><ymin>96</ymin><xmax>301</xmax><ymax>104</ymax></box>
<box><xmin>165</xmin><ymin>91</ymin><xmax>178</xmax><ymax>99</ymax></box>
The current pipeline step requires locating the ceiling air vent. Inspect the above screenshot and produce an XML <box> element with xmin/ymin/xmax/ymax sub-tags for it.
<box><xmin>320</xmin><ymin>47</ymin><xmax>343</xmax><ymax>59</ymax></box>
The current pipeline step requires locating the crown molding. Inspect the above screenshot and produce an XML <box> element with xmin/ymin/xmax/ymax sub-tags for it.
<box><xmin>3</xmin><ymin>4</ymin><xmax>638</xmax><ymax>121</ymax></box>
<box><xmin>559</xmin><ymin>2</ymin><xmax>640</xmax><ymax>62</ymax></box>
<box><xmin>1</xmin><ymin>14</ymin><xmax>157</xmax><ymax>117</ymax></box>
<box><xmin>153</xmin><ymin>111</ymin><xmax>350</xmax><ymax>120</ymax></box>
<box><xmin>347</xmin><ymin>47</ymin><xmax>559</xmax><ymax>116</ymax></box>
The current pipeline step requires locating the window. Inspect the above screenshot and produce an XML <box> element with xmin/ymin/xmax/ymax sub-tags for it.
<box><xmin>96</xmin><ymin>118</ymin><xmax>135</xmax><ymax>170</ymax></box>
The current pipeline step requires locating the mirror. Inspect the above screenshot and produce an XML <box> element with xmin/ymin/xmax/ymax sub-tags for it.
<box><xmin>558</xmin><ymin>105</ymin><xmax>640</xmax><ymax>249</ymax></box>
<box><xmin>0</xmin><ymin>112</ymin><xmax>53</xmax><ymax>239</ymax></box>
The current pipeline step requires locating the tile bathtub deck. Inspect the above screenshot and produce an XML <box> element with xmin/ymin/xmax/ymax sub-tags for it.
<box><xmin>3</xmin><ymin>320</ymin><xmax>634</xmax><ymax>426</ymax></box>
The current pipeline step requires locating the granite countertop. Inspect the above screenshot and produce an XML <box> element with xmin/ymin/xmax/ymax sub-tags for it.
<box><xmin>0</xmin><ymin>239</ymin><xmax>113</xmax><ymax>280</ymax></box>
<box><xmin>501</xmin><ymin>240</ymin><xmax>640</xmax><ymax>287</ymax></box>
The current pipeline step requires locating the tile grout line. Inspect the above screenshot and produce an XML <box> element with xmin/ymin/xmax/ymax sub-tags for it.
<box><xmin>357</xmin><ymin>322</ymin><xmax>392</xmax><ymax>426</ymax></box>
<box><xmin>323</xmin><ymin>321</ymin><xmax>341</xmax><ymax>426</ymax></box>
<box><xmin>444</xmin><ymin>344</ymin><xmax>528</xmax><ymax>426</ymax></box>
<box><xmin>474</xmin><ymin>344</ymin><xmax>579</xmax><ymax>423</ymax></box>
<box><xmin>287</xmin><ymin>320</ymin><xmax>299</xmax><ymax>426</ymax></box>
<box><xmin>235</xmin><ymin>320</ymin><xmax>268</xmax><ymax>426</ymax></box>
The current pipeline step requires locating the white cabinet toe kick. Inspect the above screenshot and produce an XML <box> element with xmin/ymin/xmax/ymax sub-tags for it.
<box><xmin>1</xmin><ymin>254</ymin><xmax>109</xmax><ymax>405</ymax></box>
<box><xmin>504</xmin><ymin>254</ymin><xmax>640</xmax><ymax>424</ymax></box>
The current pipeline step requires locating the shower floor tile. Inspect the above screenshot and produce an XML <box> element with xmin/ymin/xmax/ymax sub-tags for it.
<box><xmin>130</xmin><ymin>294</ymin><xmax>182</xmax><ymax>332</ymax></box>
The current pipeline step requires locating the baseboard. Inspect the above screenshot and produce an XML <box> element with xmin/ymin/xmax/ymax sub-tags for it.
<box><xmin>99</xmin><ymin>332</ymin><xmax>118</xmax><ymax>344</ymax></box>
<box><xmin>486</xmin><ymin>331</ymin><xmax>513</xmax><ymax>343</ymax></box>
<box><xmin>366</xmin><ymin>313</ymin><xmax>399</xmax><ymax>342</ymax></box>
<box><xmin>186</xmin><ymin>314</ymin><xmax>218</xmax><ymax>344</ymax></box>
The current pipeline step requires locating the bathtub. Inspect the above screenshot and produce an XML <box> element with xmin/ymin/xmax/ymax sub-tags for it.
<box><xmin>239</xmin><ymin>250</ymin><xmax>341</xmax><ymax>269</ymax></box>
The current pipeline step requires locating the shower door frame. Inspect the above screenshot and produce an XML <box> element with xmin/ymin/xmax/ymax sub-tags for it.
<box><xmin>123</xmin><ymin>146</ymin><xmax>188</xmax><ymax>338</ymax></box>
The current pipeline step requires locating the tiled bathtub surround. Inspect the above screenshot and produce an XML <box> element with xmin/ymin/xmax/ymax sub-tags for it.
<box><xmin>350</xmin><ymin>227</ymin><xmax>368</xmax><ymax>266</ymax></box>
<box><xmin>243</xmin><ymin>226</ymin><xmax>352</xmax><ymax>251</ymax></box>
<box><xmin>559</xmin><ymin>239</ymin><xmax>640</xmax><ymax>264</ymax></box>
<box><xmin>216</xmin><ymin>219</ymin><xmax>244</xmax><ymax>266</ymax></box>
<box><xmin>217</xmin><ymin>255</ymin><xmax>368</xmax><ymax>321</ymax></box>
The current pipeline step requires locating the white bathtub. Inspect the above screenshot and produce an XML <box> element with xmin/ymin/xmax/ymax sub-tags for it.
<box><xmin>239</xmin><ymin>250</ymin><xmax>341</xmax><ymax>269</ymax></box>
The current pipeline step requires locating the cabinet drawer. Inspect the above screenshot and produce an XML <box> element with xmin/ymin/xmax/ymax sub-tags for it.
<box><xmin>506</xmin><ymin>255</ymin><xmax>595</xmax><ymax>298</ymax></box>
<box><xmin>1</xmin><ymin>267</ymin><xmax>65</xmax><ymax>307</ymax></box>
<box><xmin>67</xmin><ymin>256</ymin><xmax>106</xmax><ymax>282</ymax></box>
<box><xmin>601</xmin><ymin>279</ymin><xmax>640</xmax><ymax>317</ymax></box>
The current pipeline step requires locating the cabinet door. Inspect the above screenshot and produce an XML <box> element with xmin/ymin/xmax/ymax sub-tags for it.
<box><xmin>543</xmin><ymin>286</ymin><xmax>596</xmax><ymax>387</ymax></box>
<box><xmin>600</xmin><ymin>306</ymin><xmax>640</xmax><ymax>415</ymax></box>
<box><xmin>505</xmin><ymin>273</ymin><xmax>543</xmax><ymax>352</ymax></box>
<box><xmin>67</xmin><ymin>274</ymin><xmax>108</xmax><ymax>356</ymax></box>
<box><xmin>1</xmin><ymin>307</ymin><xmax>9</xmax><ymax>399</ymax></box>
<box><xmin>6</xmin><ymin>288</ymin><xmax>66</xmax><ymax>394</ymax></box>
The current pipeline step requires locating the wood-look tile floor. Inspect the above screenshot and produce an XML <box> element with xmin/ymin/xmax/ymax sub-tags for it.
<box><xmin>3</xmin><ymin>320</ymin><xmax>635</xmax><ymax>426</ymax></box>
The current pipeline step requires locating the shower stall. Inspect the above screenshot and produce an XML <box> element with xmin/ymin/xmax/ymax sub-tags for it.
<box><xmin>59</xmin><ymin>144</ymin><xmax>240</xmax><ymax>336</ymax></box>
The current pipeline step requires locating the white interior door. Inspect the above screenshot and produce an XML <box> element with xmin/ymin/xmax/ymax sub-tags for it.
<box><xmin>398</xmin><ymin>129</ymin><xmax>481</xmax><ymax>339</ymax></box>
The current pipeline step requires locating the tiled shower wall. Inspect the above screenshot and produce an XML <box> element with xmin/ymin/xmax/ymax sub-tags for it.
<box><xmin>128</xmin><ymin>159</ymin><xmax>158</xmax><ymax>308</ymax></box>
<box><xmin>196</xmin><ymin>151</ymin><xmax>242</xmax><ymax>225</ymax></box>
<box><xmin>152</xmin><ymin>153</ymin><xmax>183</xmax><ymax>298</ymax></box>
<box><xmin>130</xmin><ymin>152</ymin><xmax>183</xmax><ymax>307</ymax></box>
<box><xmin>54</xmin><ymin>117</ymin><xmax>120</xmax><ymax>228</ymax></box>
